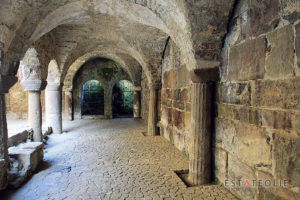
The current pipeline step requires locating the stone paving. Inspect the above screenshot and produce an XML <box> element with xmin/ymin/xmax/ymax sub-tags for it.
<box><xmin>1</xmin><ymin>119</ymin><xmax>238</xmax><ymax>200</ymax></box>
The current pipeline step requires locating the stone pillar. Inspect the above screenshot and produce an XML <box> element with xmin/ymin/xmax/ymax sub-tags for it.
<box><xmin>19</xmin><ymin>47</ymin><xmax>46</xmax><ymax>142</ymax></box>
<box><xmin>64</xmin><ymin>89</ymin><xmax>73</xmax><ymax>121</ymax></box>
<box><xmin>147</xmin><ymin>85</ymin><xmax>160</xmax><ymax>136</ymax></box>
<box><xmin>188</xmin><ymin>83</ymin><xmax>213</xmax><ymax>185</ymax></box>
<box><xmin>46</xmin><ymin>84</ymin><xmax>62</xmax><ymax>134</ymax></box>
<box><xmin>104</xmin><ymin>87</ymin><xmax>112</xmax><ymax>119</ymax></box>
<box><xmin>21</xmin><ymin>80</ymin><xmax>46</xmax><ymax>142</ymax></box>
<box><xmin>133</xmin><ymin>86</ymin><xmax>141</xmax><ymax>118</ymax></box>
<box><xmin>0</xmin><ymin>75</ymin><xmax>18</xmax><ymax>161</ymax></box>
<box><xmin>188</xmin><ymin>67</ymin><xmax>218</xmax><ymax>185</ymax></box>
<box><xmin>28</xmin><ymin>90</ymin><xmax>42</xmax><ymax>141</ymax></box>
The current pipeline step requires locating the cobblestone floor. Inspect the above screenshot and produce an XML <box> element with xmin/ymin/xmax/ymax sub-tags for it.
<box><xmin>1</xmin><ymin>119</ymin><xmax>238</xmax><ymax>200</ymax></box>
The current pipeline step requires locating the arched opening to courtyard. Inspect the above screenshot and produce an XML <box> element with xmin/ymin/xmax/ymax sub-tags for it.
<box><xmin>112</xmin><ymin>80</ymin><xmax>134</xmax><ymax>118</ymax></box>
<box><xmin>81</xmin><ymin>80</ymin><xmax>104</xmax><ymax>116</ymax></box>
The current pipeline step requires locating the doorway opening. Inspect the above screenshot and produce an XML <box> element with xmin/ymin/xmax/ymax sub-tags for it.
<box><xmin>112</xmin><ymin>80</ymin><xmax>134</xmax><ymax>118</ymax></box>
<box><xmin>81</xmin><ymin>80</ymin><xmax>104</xmax><ymax>116</ymax></box>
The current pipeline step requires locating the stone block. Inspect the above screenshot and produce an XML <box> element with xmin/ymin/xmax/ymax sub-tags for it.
<box><xmin>262</xmin><ymin>109</ymin><xmax>292</xmax><ymax>130</ymax></box>
<box><xmin>266</xmin><ymin>25</ymin><xmax>295</xmax><ymax>78</ymax></box>
<box><xmin>217</xmin><ymin>82</ymin><xmax>251</xmax><ymax>105</ymax></box>
<box><xmin>215</xmin><ymin>119</ymin><xmax>272</xmax><ymax>169</ymax></box>
<box><xmin>8</xmin><ymin>142</ymin><xmax>44</xmax><ymax>173</ymax></box>
<box><xmin>241</xmin><ymin>0</ymin><xmax>280</xmax><ymax>38</ymax></box>
<box><xmin>213</xmin><ymin>148</ymin><xmax>227</xmax><ymax>183</ymax></box>
<box><xmin>252</xmin><ymin>78</ymin><xmax>300</xmax><ymax>109</ymax></box>
<box><xmin>273</xmin><ymin>134</ymin><xmax>300</xmax><ymax>186</ymax></box>
<box><xmin>228</xmin><ymin>36</ymin><xmax>265</xmax><ymax>81</ymax></box>
<box><xmin>7</xmin><ymin>130</ymin><xmax>29</xmax><ymax>148</ymax></box>
<box><xmin>227</xmin><ymin>154</ymin><xmax>257</xmax><ymax>200</ymax></box>
<box><xmin>0</xmin><ymin>159</ymin><xmax>7</xmax><ymax>190</ymax></box>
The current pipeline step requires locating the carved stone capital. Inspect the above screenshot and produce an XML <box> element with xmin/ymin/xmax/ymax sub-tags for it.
<box><xmin>0</xmin><ymin>75</ymin><xmax>18</xmax><ymax>94</ymax></box>
<box><xmin>21</xmin><ymin>80</ymin><xmax>47</xmax><ymax>91</ymax></box>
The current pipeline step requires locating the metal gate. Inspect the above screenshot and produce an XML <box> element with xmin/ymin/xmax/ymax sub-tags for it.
<box><xmin>112</xmin><ymin>80</ymin><xmax>133</xmax><ymax>117</ymax></box>
<box><xmin>81</xmin><ymin>80</ymin><xmax>104</xmax><ymax>115</ymax></box>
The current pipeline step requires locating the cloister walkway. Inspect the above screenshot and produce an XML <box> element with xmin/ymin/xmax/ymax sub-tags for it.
<box><xmin>1</xmin><ymin>119</ymin><xmax>237</xmax><ymax>200</ymax></box>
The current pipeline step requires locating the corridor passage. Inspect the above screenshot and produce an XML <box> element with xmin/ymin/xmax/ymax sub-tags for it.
<box><xmin>1</xmin><ymin>119</ymin><xmax>236</xmax><ymax>200</ymax></box>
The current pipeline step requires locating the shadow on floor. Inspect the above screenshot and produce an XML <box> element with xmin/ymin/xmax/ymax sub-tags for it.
<box><xmin>0</xmin><ymin>161</ymin><xmax>52</xmax><ymax>200</ymax></box>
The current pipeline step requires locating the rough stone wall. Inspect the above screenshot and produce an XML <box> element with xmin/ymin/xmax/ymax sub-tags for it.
<box><xmin>141</xmin><ymin>72</ymin><xmax>149</xmax><ymax>122</ymax></box>
<box><xmin>73</xmin><ymin>58</ymin><xmax>131</xmax><ymax>119</ymax></box>
<box><xmin>160</xmin><ymin>39</ymin><xmax>191</xmax><ymax>156</ymax></box>
<box><xmin>214</xmin><ymin>0</ymin><xmax>300</xmax><ymax>199</ymax></box>
<box><xmin>5</xmin><ymin>75</ymin><xmax>45</xmax><ymax>120</ymax></box>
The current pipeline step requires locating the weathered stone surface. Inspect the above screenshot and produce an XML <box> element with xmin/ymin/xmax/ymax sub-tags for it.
<box><xmin>295</xmin><ymin>114</ymin><xmax>300</xmax><ymax>135</ymax></box>
<box><xmin>7</xmin><ymin>130</ymin><xmax>30</xmax><ymax>148</ymax></box>
<box><xmin>256</xmin><ymin>170</ymin><xmax>299</xmax><ymax>200</ymax></box>
<box><xmin>252</xmin><ymin>78</ymin><xmax>300</xmax><ymax>109</ymax></box>
<box><xmin>217</xmin><ymin>82</ymin><xmax>251</xmax><ymax>105</ymax></box>
<box><xmin>243</xmin><ymin>0</ymin><xmax>280</xmax><ymax>37</ymax></box>
<box><xmin>213</xmin><ymin>148</ymin><xmax>227</xmax><ymax>183</ymax></box>
<box><xmin>262</xmin><ymin>109</ymin><xmax>292</xmax><ymax>130</ymax></box>
<box><xmin>215</xmin><ymin>119</ymin><xmax>272</xmax><ymax>169</ymax></box>
<box><xmin>296</xmin><ymin>22</ymin><xmax>300</xmax><ymax>75</ymax></box>
<box><xmin>273</xmin><ymin>134</ymin><xmax>300</xmax><ymax>186</ymax></box>
<box><xmin>227</xmin><ymin>154</ymin><xmax>257</xmax><ymax>200</ymax></box>
<box><xmin>217</xmin><ymin>103</ymin><xmax>262</xmax><ymax>126</ymax></box>
<box><xmin>228</xmin><ymin>37</ymin><xmax>266</xmax><ymax>81</ymax></box>
<box><xmin>8</xmin><ymin>142</ymin><xmax>44</xmax><ymax>174</ymax></box>
<box><xmin>266</xmin><ymin>25</ymin><xmax>295</xmax><ymax>78</ymax></box>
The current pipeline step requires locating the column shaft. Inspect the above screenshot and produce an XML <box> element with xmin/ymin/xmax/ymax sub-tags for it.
<box><xmin>65</xmin><ymin>91</ymin><xmax>73</xmax><ymax>121</ymax></box>
<box><xmin>133</xmin><ymin>90</ymin><xmax>141</xmax><ymax>118</ymax></box>
<box><xmin>188</xmin><ymin>82</ymin><xmax>213</xmax><ymax>185</ymax></box>
<box><xmin>46</xmin><ymin>88</ymin><xmax>62</xmax><ymax>134</ymax></box>
<box><xmin>147</xmin><ymin>88</ymin><xmax>158</xmax><ymax>136</ymax></box>
<box><xmin>28</xmin><ymin>91</ymin><xmax>42</xmax><ymax>142</ymax></box>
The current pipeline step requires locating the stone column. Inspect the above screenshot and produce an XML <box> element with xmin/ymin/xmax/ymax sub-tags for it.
<box><xmin>28</xmin><ymin>91</ymin><xmax>42</xmax><ymax>141</ymax></box>
<box><xmin>21</xmin><ymin>80</ymin><xmax>46</xmax><ymax>142</ymax></box>
<box><xmin>188</xmin><ymin>82</ymin><xmax>213</xmax><ymax>185</ymax></box>
<box><xmin>133</xmin><ymin>86</ymin><xmax>141</xmax><ymax>118</ymax></box>
<box><xmin>64</xmin><ymin>89</ymin><xmax>73</xmax><ymax>121</ymax></box>
<box><xmin>188</xmin><ymin>67</ymin><xmax>218</xmax><ymax>185</ymax></box>
<box><xmin>0</xmin><ymin>75</ymin><xmax>18</xmax><ymax>161</ymax></box>
<box><xmin>46</xmin><ymin>84</ymin><xmax>62</xmax><ymax>134</ymax></box>
<box><xmin>104</xmin><ymin>87</ymin><xmax>112</xmax><ymax>119</ymax></box>
<box><xmin>147</xmin><ymin>85</ymin><xmax>160</xmax><ymax>136</ymax></box>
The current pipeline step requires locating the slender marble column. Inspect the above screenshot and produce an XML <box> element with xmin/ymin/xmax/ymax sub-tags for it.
<box><xmin>147</xmin><ymin>86</ymin><xmax>159</xmax><ymax>136</ymax></box>
<box><xmin>46</xmin><ymin>84</ymin><xmax>62</xmax><ymax>134</ymax></box>
<box><xmin>28</xmin><ymin>91</ymin><xmax>42</xmax><ymax>141</ymax></box>
<box><xmin>21</xmin><ymin>80</ymin><xmax>46</xmax><ymax>142</ymax></box>
<box><xmin>188</xmin><ymin>82</ymin><xmax>213</xmax><ymax>185</ymax></box>
<box><xmin>133</xmin><ymin>86</ymin><xmax>141</xmax><ymax>119</ymax></box>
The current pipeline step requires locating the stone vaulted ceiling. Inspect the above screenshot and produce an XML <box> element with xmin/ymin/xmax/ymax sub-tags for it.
<box><xmin>0</xmin><ymin>0</ymin><xmax>235</xmax><ymax>85</ymax></box>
